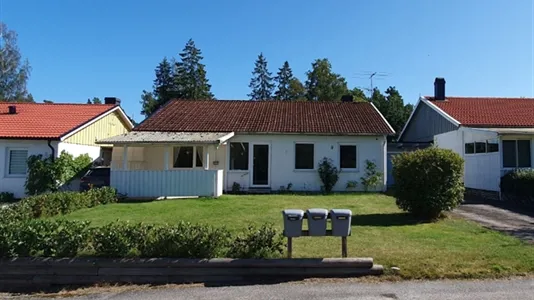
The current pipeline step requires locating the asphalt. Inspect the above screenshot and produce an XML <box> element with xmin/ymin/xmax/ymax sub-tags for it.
<box><xmin>13</xmin><ymin>279</ymin><xmax>534</xmax><ymax>300</ymax></box>
<box><xmin>454</xmin><ymin>203</ymin><xmax>534</xmax><ymax>243</ymax></box>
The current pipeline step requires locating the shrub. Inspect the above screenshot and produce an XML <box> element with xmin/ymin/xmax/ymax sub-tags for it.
<box><xmin>500</xmin><ymin>169</ymin><xmax>534</xmax><ymax>207</ymax></box>
<box><xmin>227</xmin><ymin>224</ymin><xmax>284</xmax><ymax>259</ymax></box>
<box><xmin>318</xmin><ymin>157</ymin><xmax>339</xmax><ymax>193</ymax></box>
<box><xmin>393</xmin><ymin>147</ymin><xmax>465</xmax><ymax>220</ymax></box>
<box><xmin>141</xmin><ymin>222</ymin><xmax>231</xmax><ymax>258</ymax></box>
<box><xmin>0</xmin><ymin>192</ymin><xmax>16</xmax><ymax>203</ymax></box>
<box><xmin>90</xmin><ymin>221</ymin><xmax>139</xmax><ymax>257</ymax></box>
<box><xmin>360</xmin><ymin>160</ymin><xmax>383</xmax><ymax>191</ymax></box>
<box><xmin>231</xmin><ymin>182</ymin><xmax>242</xmax><ymax>194</ymax></box>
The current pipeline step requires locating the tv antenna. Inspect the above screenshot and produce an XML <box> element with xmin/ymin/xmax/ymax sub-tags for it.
<box><xmin>354</xmin><ymin>71</ymin><xmax>390</xmax><ymax>95</ymax></box>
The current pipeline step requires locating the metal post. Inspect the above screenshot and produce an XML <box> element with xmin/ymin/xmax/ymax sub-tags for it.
<box><xmin>287</xmin><ymin>237</ymin><xmax>292</xmax><ymax>258</ymax></box>
<box><xmin>341</xmin><ymin>236</ymin><xmax>348</xmax><ymax>258</ymax></box>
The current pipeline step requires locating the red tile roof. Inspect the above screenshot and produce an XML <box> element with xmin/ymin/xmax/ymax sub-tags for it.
<box><xmin>426</xmin><ymin>96</ymin><xmax>534</xmax><ymax>127</ymax></box>
<box><xmin>135</xmin><ymin>100</ymin><xmax>394</xmax><ymax>135</ymax></box>
<box><xmin>0</xmin><ymin>102</ymin><xmax>117</xmax><ymax>139</ymax></box>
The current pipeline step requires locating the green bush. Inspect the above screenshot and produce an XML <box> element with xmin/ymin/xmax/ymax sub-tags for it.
<box><xmin>392</xmin><ymin>147</ymin><xmax>465</xmax><ymax>220</ymax></box>
<box><xmin>141</xmin><ymin>222</ymin><xmax>231</xmax><ymax>258</ymax></box>
<box><xmin>0</xmin><ymin>219</ymin><xmax>90</xmax><ymax>257</ymax></box>
<box><xmin>318</xmin><ymin>157</ymin><xmax>339</xmax><ymax>193</ymax></box>
<box><xmin>90</xmin><ymin>221</ymin><xmax>139</xmax><ymax>257</ymax></box>
<box><xmin>0</xmin><ymin>192</ymin><xmax>16</xmax><ymax>203</ymax></box>
<box><xmin>500</xmin><ymin>169</ymin><xmax>534</xmax><ymax>207</ymax></box>
<box><xmin>360</xmin><ymin>160</ymin><xmax>383</xmax><ymax>191</ymax></box>
<box><xmin>226</xmin><ymin>224</ymin><xmax>284</xmax><ymax>258</ymax></box>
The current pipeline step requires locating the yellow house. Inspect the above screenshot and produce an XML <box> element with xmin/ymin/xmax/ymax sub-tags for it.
<box><xmin>0</xmin><ymin>98</ymin><xmax>133</xmax><ymax>198</ymax></box>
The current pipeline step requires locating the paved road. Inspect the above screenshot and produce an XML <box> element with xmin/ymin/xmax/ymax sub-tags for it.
<box><xmin>20</xmin><ymin>279</ymin><xmax>534</xmax><ymax>300</ymax></box>
<box><xmin>455</xmin><ymin>203</ymin><xmax>534</xmax><ymax>243</ymax></box>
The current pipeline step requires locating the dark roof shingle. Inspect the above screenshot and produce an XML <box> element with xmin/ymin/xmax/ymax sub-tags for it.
<box><xmin>0</xmin><ymin>102</ymin><xmax>116</xmax><ymax>139</ymax></box>
<box><xmin>135</xmin><ymin>100</ymin><xmax>394</xmax><ymax>135</ymax></box>
<box><xmin>426</xmin><ymin>97</ymin><xmax>534</xmax><ymax>127</ymax></box>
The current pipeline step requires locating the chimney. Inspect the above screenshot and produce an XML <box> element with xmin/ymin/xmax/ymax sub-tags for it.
<box><xmin>104</xmin><ymin>97</ymin><xmax>121</xmax><ymax>105</ymax></box>
<box><xmin>434</xmin><ymin>77</ymin><xmax>446</xmax><ymax>100</ymax></box>
<box><xmin>341</xmin><ymin>95</ymin><xmax>354</xmax><ymax>102</ymax></box>
<box><xmin>8</xmin><ymin>105</ymin><xmax>16</xmax><ymax>114</ymax></box>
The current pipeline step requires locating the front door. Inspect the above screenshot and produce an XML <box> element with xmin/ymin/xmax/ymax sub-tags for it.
<box><xmin>252</xmin><ymin>144</ymin><xmax>269</xmax><ymax>186</ymax></box>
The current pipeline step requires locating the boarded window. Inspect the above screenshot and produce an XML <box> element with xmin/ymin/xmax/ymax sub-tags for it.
<box><xmin>465</xmin><ymin>143</ymin><xmax>475</xmax><ymax>154</ymax></box>
<box><xmin>230</xmin><ymin>143</ymin><xmax>249</xmax><ymax>170</ymax></box>
<box><xmin>295</xmin><ymin>144</ymin><xmax>314</xmax><ymax>169</ymax></box>
<box><xmin>8</xmin><ymin>149</ymin><xmax>28</xmax><ymax>175</ymax></box>
<box><xmin>340</xmin><ymin>145</ymin><xmax>357</xmax><ymax>169</ymax></box>
<box><xmin>173</xmin><ymin>146</ymin><xmax>194</xmax><ymax>168</ymax></box>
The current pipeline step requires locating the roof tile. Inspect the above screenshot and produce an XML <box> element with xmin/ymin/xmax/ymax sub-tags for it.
<box><xmin>134</xmin><ymin>100</ymin><xmax>394</xmax><ymax>135</ymax></box>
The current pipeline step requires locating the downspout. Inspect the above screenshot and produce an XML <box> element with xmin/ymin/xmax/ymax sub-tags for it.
<box><xmin>47</xmin><ymin>140</ymin><xmax>55</xmax><ymax>161</ymax></box>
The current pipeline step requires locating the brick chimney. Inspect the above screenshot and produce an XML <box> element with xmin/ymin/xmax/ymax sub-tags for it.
<box><xmin>104</xmin><ymin>97</ymin><xmax>121</xmax><ymax>105</ymax></box>
<box><xmin>434</xmin><ymin>78</ymin><xmax>446</xmax><ymax>100</ymax></box>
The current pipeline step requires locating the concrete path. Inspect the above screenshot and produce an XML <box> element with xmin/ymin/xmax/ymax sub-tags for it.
<box><xmin>18</xmin><ymin>279</ymin><xmax>534</xmax><ymax>300</ymax></box>
<box><xmin>454</xmin><ymin>203</ymin><xmax>534</xmax><ymax>243</ymax></box>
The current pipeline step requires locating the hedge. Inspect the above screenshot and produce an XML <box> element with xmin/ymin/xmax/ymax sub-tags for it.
<box><xmin>0</xmin><ymin>220</ymin><xmax>284</xmax><ymax>259</ymax></box>
<box><xmin>500</xmin><ymin>169</ymin><xmax>534</xmax><ymax>208</ymax></box>
<box><xmin>392</xmin><ymin>147</ymin><xmax>465</xmax><ymax>220</ymax></box>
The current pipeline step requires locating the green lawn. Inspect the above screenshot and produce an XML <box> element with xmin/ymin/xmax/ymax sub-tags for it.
<box><xmin>56</xmin><ymin>193</ymin><xmax>534</xmax><ymax>279</ymax></box>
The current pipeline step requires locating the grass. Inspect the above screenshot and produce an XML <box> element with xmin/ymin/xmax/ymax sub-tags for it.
<box><xmin>56</xmin><ymin>193</ymin><xmax>534</xmax><ymax>280</ymax></box>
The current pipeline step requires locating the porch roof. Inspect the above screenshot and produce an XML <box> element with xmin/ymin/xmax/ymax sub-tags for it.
<box><xmin>477</xmin><ymin>128</ymin><xmax>534</xmax><ymax>135</ymax></box>
<box><xmin>96</xmin><ymin>131</ymin><xmax>235</xmax><ymax>145</ymax></box>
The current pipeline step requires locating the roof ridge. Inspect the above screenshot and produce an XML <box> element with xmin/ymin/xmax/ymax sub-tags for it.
<box><xmin>0</xmin><ymin>102</ymin><xmax>115</xmax><ymax>106</ymax></box>
<box><xmin>168</xmin><ymin>99</ymin><xmax>371</xmax><ymax>104</ymax></box>
<box><xmin>425</xmin><ymin>96</ymin><xmax>534</xmax><ymax>100</ymax></box>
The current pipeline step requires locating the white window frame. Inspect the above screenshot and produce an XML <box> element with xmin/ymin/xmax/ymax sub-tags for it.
<box><xmin>338</xmin><ymin>143</ymin><xmax>359</xmax><ymax>171</ymax></box>
<box><xmin>6</xmin><ymin>148</ymin><xmax>29</xmax><ymax>177</ymax></box>
<box><xmin>228</xmin><ymin>142</ymin><xmax>250</xmax><ymax>172</ymax></box>
<box><xmin>171</xmin><ymin>146</ymin><xmax>204</xmax><ymax>169</ymax></box>
<box><xmin>294</xmin><ymin>142</ymin><xmax>315</xmax><ymax>171</ymax></box>
<box><xmin>502</xmin><ymin>139</ymin><xmax>532</xmax><ymax>169</ymax></box>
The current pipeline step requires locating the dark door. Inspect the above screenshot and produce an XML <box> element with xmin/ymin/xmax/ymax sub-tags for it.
<box><xmin>253</xmin><ymin>144</ymin><xmax>269</xmax><ymax>186</ymax></box>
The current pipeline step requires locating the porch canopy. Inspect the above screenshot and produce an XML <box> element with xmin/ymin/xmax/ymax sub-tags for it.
<box><xmin>97</xmin><ymin>131</ymin><xmax>235</xmax><ymax>145</ymax></box>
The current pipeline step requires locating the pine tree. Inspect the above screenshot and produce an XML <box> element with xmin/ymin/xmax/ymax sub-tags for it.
<box><xmin>175</xmin><ymin>39</ymin><xmax>214</xmax><ymax>100</ymax></box>
<box><xmin>274</xmin><ymin>61</ymin><xmax>294</xmax><ymax>100</ymax></box>
<box><xmin>248</xmin><ymin>53</ymin><xmax>274</xmax><ymax>100</ymax></box>
<box><xmin>305</xmin><ymin>59</ymin><xmax>348</xmax><ymax>101</ymax></box>
<box><xmin>0</xmin><ymin>22</ymin><xmax>32</xmax><ymax>102</ymax></box>
<box><xmin>140</xmin><ymin>57</ymin><xmax>179</xmax><ymax>116</ymax></box>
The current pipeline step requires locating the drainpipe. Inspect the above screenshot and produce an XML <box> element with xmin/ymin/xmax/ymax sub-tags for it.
<box><xmin>47</xmin><ymin>140</ymin><xmax>55</xmax><ymax>161</ymax></box>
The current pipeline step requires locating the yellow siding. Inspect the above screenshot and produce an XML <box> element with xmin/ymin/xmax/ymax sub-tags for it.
<box><xmin>63</xmin><ymin>111</ymin><xmax>130</xmax><ymax>146</ymax></box>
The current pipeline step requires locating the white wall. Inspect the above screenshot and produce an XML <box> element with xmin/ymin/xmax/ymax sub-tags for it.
<box><xmin>225</xmin><ymin>134</ymin><xmax>387</xmax><ymax>192</ymax></box>
<box><xmin>0</xmin><ymin>140</ymin><xmax>58</xmax><ymax>198</ymax></box>
<box><xmin>57</xmin><ymin>142</ymin><xmax>101</xmax><ymax>161</ymax></box>
<box><xmin>435</xmin><ymin>128</ymin><xmax>501</xmax><ymax>191</ymax></box>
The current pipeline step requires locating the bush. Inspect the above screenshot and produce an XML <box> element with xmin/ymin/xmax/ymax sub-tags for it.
<box><xmin>227</xmin><ymin>224</ymin><xmax>284</xmax><ymax>258</ymax></box>
<box><xmin>500</xmin><ymin>169</ymin><xmax>534</xmax><ymax>207</ymax></box>
<box><xmin>360</xmin><ymin>160</ymin><xmax>383</xmax><ymax>191</ymax></box>
<box><xmin>90</xmin><ymin>221</ymin><xmax>140</xmax><ymax>257</ymax></box>
<box><xmin>392</xmin><ymin>147</ymin><xmax>465</xmax><ymax>220</ymax></box>
<box><xmin>0</xmin><ymin>192</ymin><xmax>16</xmax><ymax>203</ymax></box>
<box><xmin>141</xmin><ymin>222</ymin><xmax>231</xmax><ymax>258</ymax></box>
<box><xmin>318</xmin><ymin>157</ymin><xmax>339</xmax><ymax>193</ymax></box>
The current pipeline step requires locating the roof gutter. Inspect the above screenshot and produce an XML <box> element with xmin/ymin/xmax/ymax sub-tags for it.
<box><xmin>47</xmin><ymin>140</ymin><xmax>55</xmax><ymax>161</ymax></box>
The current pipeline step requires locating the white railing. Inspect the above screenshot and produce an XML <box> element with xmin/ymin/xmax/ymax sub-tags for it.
<box><xmin>111</xmin><ymin>169</ymin><xmax>223</xmax><ymax>198</ymax></box>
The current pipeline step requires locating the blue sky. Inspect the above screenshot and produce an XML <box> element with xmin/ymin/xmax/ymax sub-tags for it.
<box><xmin>2</xmin><ymin>0</ymin><xmax>533</xmax><ymax>121</ymax></box>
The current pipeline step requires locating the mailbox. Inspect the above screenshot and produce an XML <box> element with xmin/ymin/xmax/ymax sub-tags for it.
<box><xmin>306</xmin><ymin>208</ymin><xmax>328</xmax><ymax>236</ymax></box>
<box><xmin>330</xmin><ymin>209</ymin><xmax>352</xmax><ymax>236</ymax></box>
<box><xmin>282</xmin><ymin>209</ymin><xmax>305</xmax><ymax>237</ymax></box>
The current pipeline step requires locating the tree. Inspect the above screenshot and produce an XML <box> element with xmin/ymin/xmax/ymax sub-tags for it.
<box><xmin>274</xmin><ymin>61</ymin><xmax>294</xmax><ymax>100</ymax></box>
<box><xmin>87</xmin><ymin>97</ymin><xmax>101</xmax><ymax>104</ymax></box>
<box><xmin>305</xmin><ymin>59</ymin><xmax>348</xmax><ymax>101</ymax></box>
<box><xmin>140</xmin><ymin>57</ymin><xmax>179</xmax><ymax>116</ymax></box>
<box><xmin>248</xmin><ymin>53</ymin><xmax>274</xmax><ymax>100</ymax></box>
<box><xmin>349</xmin><ymin>87</ymin><xmax>368</xmax><ymax>102</ymax></box>
<box><xmin>140</xmin><ymin>90</ymin><xmax>158</xmax><ymax>116</ymax></box>
<box><xmin>0</xmin><ymin>22</ymin><xmax>32</xmax><ymax>102</ymax></box>
<box><xmin>175</xmin><ymin>39</ymin><xmax>213</xmax><ymax>100</ymax></box>
<box><xmin>370</xmin><ymin>87</ymin><xmax>413</xmax><ymax>141</ymax></box>
<box><xmin>288</xmin><ymin>78</ymin><xmax>306</xmax><ymax>101</ymax></box>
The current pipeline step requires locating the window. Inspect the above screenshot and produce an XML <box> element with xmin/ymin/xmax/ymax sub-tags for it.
<box><xmin>465</xmin><ymin>143</ymin><xmax>474</xmax><ymax>154</ymax></box>
<box><xmin>230</xmin><ymin>142</ymin><xmax>249</xmax><ymax>170</ymax></box>
<box><xmin>503</xmin><ymin>140</ymin><xmax>531</xmax><ymax>168</ymax></box>
<box><xmin>340</xmin><ymin>145</ymin><xmax>357</xmax><ymax>169</ymax></box>
<box><xmin>487</xmin><ymin>139</ymin><xmax>499</xmax><ymax>153</ymax></box>
<box><xmin>172</xmin><ymin>146</ymin><xmax>204</xmax><ymax>168</ymax></box>
<box><xmin>8</xmin><ymin>149</ymin><xmax>28</xmax><ymax>175</ymax></box>
<box><xmin>295</xmin><ymin>144</ymin><xmax>314</xmax><ymax>170</ymax></box>
<box><xmin>195</xmin><ymin>147</ymin><xmax>204</xmax><ymax>168</ymax></box>
<box><xmin>475</xmin><ymin>142</ymin><xmax>487</xmax><ymax>154</ymax></box>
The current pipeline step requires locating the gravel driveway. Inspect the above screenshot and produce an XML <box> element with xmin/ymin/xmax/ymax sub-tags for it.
<box><xmin>454</xmin><ymin>203</ymin><xmax>534</xmax><ymax>243</ymax></box>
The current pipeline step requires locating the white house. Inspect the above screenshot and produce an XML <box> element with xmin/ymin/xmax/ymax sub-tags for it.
<box><xmin>0</xmin><ymin>98</ymin><xmax>133</xmax><ymax>198</ymax></box>
<box><xmin>99</xmin><ymin>99</ymin><xmax>395</xmax><ymax>198</ymax></box>
<box><xmin>399</xmin><ymin>78</ymin><xmax>534</xmax><ymax>199</ymax></box>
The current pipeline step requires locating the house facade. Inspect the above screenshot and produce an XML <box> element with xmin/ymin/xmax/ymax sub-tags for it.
<box><xmin>0</xmin><ymin>98</ymin><xmax>133</xmax><ymax>198</ymax></box>
<box><xmin>399</xmin><ymin>78</ymin><xmax>534</xmax><ymax>198</ymax></box>
<box><xmin>99</xmin><ymin>100</ymin><xmax>395</xmax><ymax>198</ymax></box>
